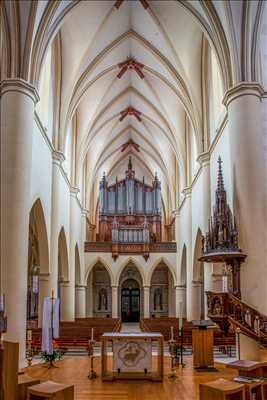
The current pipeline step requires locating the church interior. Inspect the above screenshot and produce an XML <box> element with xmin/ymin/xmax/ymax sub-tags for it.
<box><xmin>1</xmin><ymin>0</ymin><xmax>267</xmax><ymax>399</ymax></box>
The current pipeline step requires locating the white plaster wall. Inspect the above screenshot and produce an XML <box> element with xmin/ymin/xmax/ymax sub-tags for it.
<box><xmin>30</xmin><ymin>120</ymin><xmax>53</xmax><ymax>257</ymax></box>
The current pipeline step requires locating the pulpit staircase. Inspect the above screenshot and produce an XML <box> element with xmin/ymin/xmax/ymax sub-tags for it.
<box><xmin>206</xmin><ymin>291</ymin><xmax>267</xmax><ymax>348</ymax></box>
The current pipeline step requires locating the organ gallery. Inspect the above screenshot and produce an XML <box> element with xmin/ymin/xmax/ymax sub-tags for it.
<box><xmin>98</xmin><ymin>157</ymin><xmax>162</xmax><ymax>243</ymax></box>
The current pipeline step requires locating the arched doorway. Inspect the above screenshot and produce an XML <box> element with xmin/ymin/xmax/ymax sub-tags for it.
<box><xmin>121</xmin><ymin>279</ymin><xmax>140</xmax><ymax>322</ymax></box>
<box><xmin>150</xmin><ymin>262</ymin><xmax>175</xmax><ymax>317</ymax></box>
<box><xmin>119</xmin><ymin>262</ymin><xmax>143</xmax><ymax>322</ymax></box>
<box><xmin>27</xmin><ymin>199</ymin><xmax>49</xmax><ymax>328</ymax></box>
<box><xmin>88</xmin><ymin>263</ymin><xmax>112</xmax><ymax>318</ymax></box>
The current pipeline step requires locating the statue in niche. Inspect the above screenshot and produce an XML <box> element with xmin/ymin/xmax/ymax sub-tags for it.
<box><xmin>154</xmin><ymin>288</ymin><xmax>163</xmax><ymax>311</ymax></box>
<box><xmin>98</xmin><ymin>288</ymin><xmax>108</xmax><ymax>310</ymax></box>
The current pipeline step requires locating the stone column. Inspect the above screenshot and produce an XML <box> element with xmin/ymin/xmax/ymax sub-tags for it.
<box><xmin>1</xmin><ymin>79</ymin><xmax>39</xmax><ymax>365</ymax></box>
<box><xmin>175</xmin><ymin>285</ymin><xmax>186</xmax><ymax>318</ymax></box>
<box><xmin>59</xmin><ymin>281</ymin><xmax>74</xmax><ymax>321</ymax></box>
<box><xmin>86</xmin><ymin>272</ymin><xmax>93</xmax><ymax>317</ymax></box>
<box><xmin>112</xmin><ymin>286</ymin><xmax>118</xmax><ymax>318</ymax></box>
<box><xmin>49</xmin><ymin>150</ymin><xmax>65</xmax><ymax>297</ymax></box>
<box><xmin>223</xmin><ymin>83</ymin><xmax>266</xmax><ymax>312</ymax></box>
<box><xmin>75</xmin><ymin>286</ymin><xmax>86</xmax><ymax>318</ymax></box>
<box><xmin>191</xmin><ymin>281</ymin><xmax>202</xmax><ymax>320</ymax></box>
<box><xmin>38</xmin><ymin>273</ymin><xmax>50</xmax><ymax>327</ymax></box>
<box><xmin>183</xmin><ymin>188</ymin><xmax>193</xmax><ymax>321</ymax></box>
<box><xmin>143</xmin><ymin>286</ymin><xmax>150</xmax><ymax>318</ymax></box>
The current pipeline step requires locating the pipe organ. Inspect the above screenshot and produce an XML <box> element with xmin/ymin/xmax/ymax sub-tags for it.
<box><xmin>98</xmin><ymin>157</ymin><xmax>161</xmax><ymax>243</ymax></box>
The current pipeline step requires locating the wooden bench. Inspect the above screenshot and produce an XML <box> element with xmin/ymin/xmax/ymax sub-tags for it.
<box><xmin>27</xmin><ymin>381</ymin><xmax>74</xmax><ymax>400</ymax></box>
<box><xmin>199</xmin><ymin>378</ymin><xmax>245</xmax><ymax>400</ymax></box>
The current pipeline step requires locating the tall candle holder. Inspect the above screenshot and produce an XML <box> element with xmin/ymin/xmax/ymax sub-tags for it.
<box><xmin>26</xmin><ymin>329</ymin><xmax>33</xmax><ymax>367</ymax></box>
<box><xmin>88</xmin><ymin>328</ymin><xmax>97</xmax><ymax>379</ymax></box>
<box><xmin>168</xmin><ymin>326</ymin><xmax>178</xmax><ymax>379</ymax></box>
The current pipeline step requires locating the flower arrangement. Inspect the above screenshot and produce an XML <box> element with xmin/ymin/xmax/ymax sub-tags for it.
<box><xmin>41</xmin><ymin>339</ymin><xmax>62</xmax><ymax>368</ymax></box>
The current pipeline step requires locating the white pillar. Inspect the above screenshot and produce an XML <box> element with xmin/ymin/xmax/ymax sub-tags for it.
<box><xmin>112</xmin><ymin>286</ymin><xmax>118</xmax><ymax>318</ymax></box>
<box><xmin>38</xmin><ymin>273</ymin><xmax>50</xmax><ymax>327</ymax></box>
<box><xmin>49</xmin><ymin>150</ymin><xmax>65</xmax><ymax>296</ymax></box>
<box><xmin>75</xmin><ymin>286</ymin><xmax>86</xmax><ymax>318</ymax></box>
<box><xmin>183</xmin><ymin>188</ymin><xmax>193</xmax><ymax>321</ymax></box>
<box><xmin>191</xmin><ymin>281</ymin><xmax>202</xmax><ymax>320</ymax></box>
<box><xmin>175</xmin><ymin>285</ymin><xmax>186</xmax><ymax>318</ymax></box>
<box><xmin>86</xmin><ymin>273</ymin><xmax>93</xmax><ymax>317</ymax></box>
<box><xmin>143</xmin><ymin>286</ymin><xmax>150</xmax><ymax>318</ymax></box>
<box><xmin>59</xmin><ymin>282</ymin><xmax>74</xmax><ymax>321</ymax></box>
<box><xmin>223</xmin><ymin>83</ymin><xmax>266</xmax><ymax>312</ymax></box>
<box><xmin>1</xmin><ymin>79</ymin><xmax>39</xmax><ymax>365</ymax></box>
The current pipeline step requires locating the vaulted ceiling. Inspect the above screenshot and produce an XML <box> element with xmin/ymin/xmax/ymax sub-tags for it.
<box><xmin>2</xmin><ymin>0</ymin><xmax>265</xmax><ymax>221</ymax></box>
<box><xmin>57</xmin><ymin>0</ymin><xmax>206</xmax><ymax>217</ymax></box>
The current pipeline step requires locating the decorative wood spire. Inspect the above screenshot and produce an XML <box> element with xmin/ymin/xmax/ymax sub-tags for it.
<box><xmin>202</xmin><ymin>157</ymin><xmax>241</xmax><ymax>255</ymax></box>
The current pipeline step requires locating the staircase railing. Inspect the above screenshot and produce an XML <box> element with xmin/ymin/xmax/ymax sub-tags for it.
<box><xmin>206</xmin><ymin>291</ymin><xmax>267</xmax><ymax>347</ymax></box>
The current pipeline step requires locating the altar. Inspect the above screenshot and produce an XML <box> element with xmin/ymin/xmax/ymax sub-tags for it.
<box><xmin>101</xmin><ymin>332</ymin><xmax>164</xmax><ymax>381</ymax></box>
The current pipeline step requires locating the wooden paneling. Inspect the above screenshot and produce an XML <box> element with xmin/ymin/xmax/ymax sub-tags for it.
<box><xmin>192</xmin><ymin>328</ymin><xmax>214</xmax><ymax>368</ymax></box>
<box><xmin>3</xmin><ymin>341</ymin><xmax>19</xmax><ymax>400</ymax></box>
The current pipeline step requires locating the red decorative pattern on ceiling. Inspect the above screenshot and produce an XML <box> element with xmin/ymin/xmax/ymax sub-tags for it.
<box><xmin>121</xmin><ymin>139</ymin><xmax>140</xmax><ymax>152</ymax></box>
<box><xmin>114</xmin><ymin>0</ymin><xmax>149</xmax><ymax>10</ymax></box>
<box><xmin>117</xmin><ymin>58</ymin><xmax>145</xmax><ymax>79</ymax></box>
<box><xmin>119</xmin><ymin>106</ymin><xmax>142</xmax><ymax>122</ymax></box>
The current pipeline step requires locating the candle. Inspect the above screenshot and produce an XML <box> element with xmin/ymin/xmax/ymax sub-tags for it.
<box><xmin>170</xmin><ymin>326</ymin><xmax>174</xmax><ymax>341</ymax></box>
<box><xmin>91</xmin><ymin>327</ymin><xmax>94</xmax><ymax>341</ymax></box>
<box><xmin>27</xmin><ymin>329</ymin><xmax>32</xmax><ymax>342</ymax></box>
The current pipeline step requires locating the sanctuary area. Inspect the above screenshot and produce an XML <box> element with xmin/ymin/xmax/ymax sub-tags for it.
<box><xmin>1</xmin><ymin>0</ymin><xmax>267</xmax><ymax>399</ymax></box>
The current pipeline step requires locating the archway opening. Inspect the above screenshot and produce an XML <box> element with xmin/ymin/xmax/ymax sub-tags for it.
<box><xmin>119</xmin><ymin>262</ymin><xmax>143</xmax><ymax>322</ymax></box>
<box><xmin>192</xmin><ymin>229</ymin><xmax>205</xmax><ymax>320</ymax></box>
<box><xmin>88</xmin><ymin>263</ymin><xmax>112</xmax><ymax>318</ymax></box>
<box><xmin>150</xmin><ymin>262</ymin><xmax>175</xmax><ymax>318</ymax></box>
<box><xmin>27</xmin><ymin>199</ymin><xmax>49</xmax><ymax>328</ymax></box>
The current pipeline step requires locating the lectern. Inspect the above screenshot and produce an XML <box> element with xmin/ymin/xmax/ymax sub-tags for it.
<box><xmin>192</xmin><ymin>320</ymin><xmax>215</xmax><ymax>370</ymax></box>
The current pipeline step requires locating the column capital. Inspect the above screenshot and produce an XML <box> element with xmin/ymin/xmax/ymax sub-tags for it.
<box><xmin>197</xmin><ymin>151</ymin><xmax>210</xmax><ymax>166</ymax></box>
<box><xmin>0</xmin><ymin>78</ymin><xmax>40</xmax><ymax>103</ymax></box>
<box><xmin>111</xmin><ymin>285</ymin><xmax>118</xmax><ymax>289</ymax></box>
<box><xmin>182</xmin><ymin>187</ymin><xmax>191</xmax><ymax>198</ymax></box>
<box><xmin>192</xmin><ymin>280</ymin><xmax>202</xmax><ymax>287</ymax></box>
<box><xmin>172</xmin><ymin>208</ymin><xmax>180</xmax><ymax>218</ymax></box>
<box><xmin>52</xmin><ymin>150</ymin><xmax>65</xmax><ymax>164</ymax></box>
<box><xmin>70</xmin><ymin>186</ymin><xmax>80</xmax><ymax>197</ymax></box>
<box><xmin>75</xmin><ymin>285</ymin><xmax>86</xmax><ymax>290</ymax></box>
<box><xmin>175</xmin><ymin>285</ymin><xmax>186</xmax><ymax>290</ymax></box>
<box><xmin>82</xmin><ymin>208</ymin><xmax>89</xmax><ymax>217</ymax></box>
<box><xmin>143</xmin><ymin>285</ymin><xmax>150</xmax><ymax>290</ymax></box>
<box><xmin>223</xmin><ymin>82</ymin><xmax>264</xmax><ymax>108</ymax></box>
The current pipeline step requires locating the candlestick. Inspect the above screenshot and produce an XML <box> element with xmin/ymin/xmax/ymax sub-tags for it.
<box><xmin>170</xmin><ymin>326</ymin><xmax>174</xmax><ymax>341</ymax></box>
<box><xmin>91</xmin><ymin>327</ymin><xmax>94</xmax><ymax>341</ymax></box>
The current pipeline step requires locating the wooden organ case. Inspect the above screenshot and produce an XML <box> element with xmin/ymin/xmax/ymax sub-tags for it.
<box><xmin>98</xmin><ymin>157</ymin><xmax>162</xmax><ymax>244</ymax></box>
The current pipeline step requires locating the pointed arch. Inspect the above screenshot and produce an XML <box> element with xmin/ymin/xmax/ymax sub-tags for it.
<box><xmin>147</xmin><ymin>257</ymin><xmax>176</xmax><ymax>286</ymax></box>
<box><xmin>85</xmin><ymin>256</ymin><xmax>114</xmax><ymax>285</ymax></box>
<box><xmin>74</xmin><ymin>243</ymin><xmax>81</xmax><ymax>285</ymax></box>
<box><xmin>115</xmin><ymin>257</ymin><xmax>145</xmax><ymax>286</ymax></box>
<box><xmin>29</xmin><ymin>198</ymin><xmax>49</xmax><ymax>274</ymax></box>
<box><xmin>58</xmin><ymin>227</ymin><xmax>69</xmax><ymax>282</ymax></box>
<box><xmin>180</xmin><ymin>244</ymin><xmax>187</xmax><ymax>286</ymax></box>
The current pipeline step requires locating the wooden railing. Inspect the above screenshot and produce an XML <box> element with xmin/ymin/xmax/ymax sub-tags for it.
<box><xmin>85</xmin><ymin>241</ymin><xmax>176</xmax><ymax>252</ymax></box>
<box><xmin>206</xmin><ymin>291</ymin><xmax>267</xmax><ymax>347</ymax></box>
